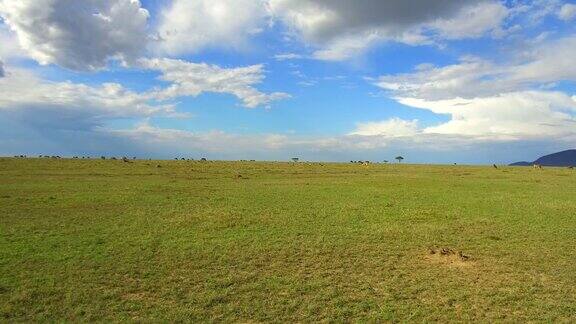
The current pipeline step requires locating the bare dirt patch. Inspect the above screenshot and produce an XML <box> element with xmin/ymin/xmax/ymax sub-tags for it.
<box><xmin>425</xmin><ymin>247</ymin><xmax>474</xmax><ymax>268</ymax></box>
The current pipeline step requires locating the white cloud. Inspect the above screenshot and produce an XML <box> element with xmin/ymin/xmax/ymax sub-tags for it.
<box><xmin>0</xmin><ymin>58</ymin><xmax>288</xmax><ymax>137</ymax></box>
<box><xmin>377</xmin><ymin>36</ymin><xmax>576</xmax><ymax>100</ymax></box>
<box><xmin>0</xmin><ymin>60</ymin><xmax>4</xmax><ymax>77</ymax></box>
<box><xmin>350</xmin><ymin>118</ymin><xmax>419</xmax><ymax>137</ymax></box>
<box><xmin>0</xmin><ymin>0</ymin><xmax>149</xmax><ymax>71</ymax></box>
<box><xmin>399</xmin><ymin>91</ymin><xmax>576</xmax><ymax>139</ymax></box>
<box><xmin>140</xmin><ymin>58</ymin><xmax>290</xmax><ymax>108</ymax></box>
<box><xmin>0</xmin><ymin>25</ymin><xmax>26</xmax><ymax>61</ymax></box>
<box><xmin>268</xmin><ymin>0</ymin><xmax>509</xmax><ymax>60</ymax></box>
<box><xmin>0</xmin><ymin>67</ymin><xmax>179</xmax><ymax>129</ymax></box>
<box><xmin>429</xmin><ymin>2</ymin><xmax>508</xmax><ymax>39</ymax></box>
<box><xmin>155</xmin><ymin>0</ymin><xmax>268</xmax><ymax>56</ymax></box>
<box><xmin>373</xmin><ymin>35</ymin><xmax>576</xmax><ymax>141</ymax></box>
<box><xmin>274</xmin><ymin>53</ymin><xmax>305</xmax><ymax>61</ymax></box>
<box><xmin>559</xmin><ymin>3</ymin><xmax>576</xmax><ymax>21</ymax></box>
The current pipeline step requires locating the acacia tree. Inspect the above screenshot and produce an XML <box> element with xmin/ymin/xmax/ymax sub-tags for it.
<box><xmin>291</xmin><ymin>157</ymin><xmax>299</xmax><ymax>162</ymax></box>
<box><xmin>395</xmin><ymin>156</ymin><xmax>404</xmax><ymax>163</ymax></box>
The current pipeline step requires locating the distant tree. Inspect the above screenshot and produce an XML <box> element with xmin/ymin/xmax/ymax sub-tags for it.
<box><xmin>383</xmin><ymin>160</ymin><xmax>389</xmax><ymax>163</ymax></box>
<box><xmin>292</xmin><ymin>158</ymin><xmax>299</xmax><ymax>162</ymax></box>
<box><xmin>395</xmin><ymin>156</ymin><xmax>404</xmax><ymax>163</ymax></box>
<box><xmin>101</xmin><ymin>156</ymin><xmax>106</xmax><ymax>160</ymax></box>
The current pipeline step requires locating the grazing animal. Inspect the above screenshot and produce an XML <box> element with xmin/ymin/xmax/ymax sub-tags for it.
<box><xmin>569</xmin><ymin>166</ymin><xmax>574</xmax><ymax>170</ymax></box>
<box><xmin>533</xmin><ymin>164</ymin><xmax>543</xmax><ymax>170</ymax></box>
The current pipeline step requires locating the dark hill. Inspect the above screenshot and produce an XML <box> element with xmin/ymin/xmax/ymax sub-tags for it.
<box><xmin>510</xmin><ymin>149</ymin><xmax>576</xmax><ymax>167</ymax></box>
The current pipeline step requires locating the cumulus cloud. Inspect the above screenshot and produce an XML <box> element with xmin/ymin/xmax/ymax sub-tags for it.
<box><xmin>428</xmin><ymin>2</ymin><xmax>508</xmax><ymax>39</ymax></box>
<box><xmin>140</xmin><ymin>58</ymin><xmax>290</xmax><ymax>108</ymax></box>
<box><xmin>373</xmin><ymin>35</ymin><xmax>576</xmax><ymax>141</ymax></box>
<box><xmin>0</xmin><ymin>67</ymin><xmax>178</xmax><ymax>129</ymax></box>
<box><xmin>0</xmin><ymin>58</ymin><xmax>288</xmax><ymax>134</ymax></box>
<box><xmin>155</xmin><ymin>0</ymin><xmax>268</xmax><ymax>56</ymax></box>
<box><xmin>377</xmin><ymin>36</ymin><xmax>576</xmax><ymax>101</ymax></box>
<box><xmin>0</xmin><ymin>25</ymin><xmax>26</xmax><ymax>60</ymax></box>
<box><xmin>268</xmin><ymin>0</ymin><xmax>509</xmax><ymax>60</ymax></box>
<box><xmin>0</xmin><ymin>0</ymin><xmax>149</xmax><ymax>70</ymax></box>
<box><xmin>559</xmin><ymin>3</ymin><xmax>576</xmax><ymax>21</ymax></box>
<box><xmin>400</xmin><ymin>92</ymin><xmax>576</xmax><ymax>139</ymax></box>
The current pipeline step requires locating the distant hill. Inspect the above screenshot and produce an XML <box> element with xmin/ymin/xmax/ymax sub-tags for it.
<box><xmin>510</xmin><ymin>149</ymin><xmax>576</xmax><ymax>167</ymax></box>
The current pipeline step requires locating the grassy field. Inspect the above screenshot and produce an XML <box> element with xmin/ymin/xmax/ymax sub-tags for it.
<box><xmin>1</xmin><ymin>158</ymin><xmax>575</xmax><ymax>322</ymax></box>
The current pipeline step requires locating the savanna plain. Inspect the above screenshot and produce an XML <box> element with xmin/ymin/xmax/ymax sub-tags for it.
<box><xmin>1</xmin><ymin>158</ymin><xmax>575</xmax><ymax>321</ymax></box>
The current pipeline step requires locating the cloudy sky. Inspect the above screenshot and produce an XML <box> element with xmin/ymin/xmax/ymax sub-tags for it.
<box><xmin>1</xmin><ymin>0</ymin><xmax>575</xmax><ymax>164</ymax></box>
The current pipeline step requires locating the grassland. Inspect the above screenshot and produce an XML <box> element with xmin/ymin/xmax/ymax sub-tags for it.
<box><xmin>1</xmin><ymin>157</ymin><xmax>576</xmax><ymax>322</ymax></box>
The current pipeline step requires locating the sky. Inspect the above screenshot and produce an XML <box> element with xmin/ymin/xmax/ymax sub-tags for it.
<box><xmin>1</xmin><ymin>0</ymin><xmax>576</xmax><ymax>164</ymax></box>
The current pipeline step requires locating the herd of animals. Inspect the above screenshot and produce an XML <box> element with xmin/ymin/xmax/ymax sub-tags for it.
<box><xmin>8</xmin><ymin>155</ymin><xmax>576</xmax><ymax>169</ymax></box>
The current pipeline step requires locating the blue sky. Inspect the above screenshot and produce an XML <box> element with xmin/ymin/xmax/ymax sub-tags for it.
<box><xmin>1</xmin><ymin>0</ymin><xmax>576</xmax><ymax>164</ymax></box>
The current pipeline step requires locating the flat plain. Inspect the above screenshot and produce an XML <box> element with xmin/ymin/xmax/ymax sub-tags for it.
<box><xmin>1</xmin><ymin>158</ymin><xmax>575</xmax><ymax>321</ymax></box>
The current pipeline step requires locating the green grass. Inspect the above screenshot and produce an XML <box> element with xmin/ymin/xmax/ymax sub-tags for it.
<box><xmin>1</xmin><ymin>158</ymin><xmax>576</xmax><ymax>321</ymax></box>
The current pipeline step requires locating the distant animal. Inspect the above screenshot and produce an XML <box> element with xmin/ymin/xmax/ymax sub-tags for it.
<box><xmin>569</xmin><ymin>166</ymin><xmax>574</xmax><ymax>169</ymax></box>
<box><xmin>101</xmin><ymin>156</ymin><xmax>106</xmax><ymax>160</ymax></box>
<box><xmin>493</xmin><ymin>164</ymin><xmax>498</xmax><ymax>169</ymax></box>
<box><xmin>122</xmin><ymin>157</ymin><xmax>131</xmax><ymax>163</ymax></box>
<box><xmin>200</xmin><ymin>158</ymin><xmax>207</xmax><ymax>161</ymax></box>
<box><xmin>533</xmin><ymin>164</ymin><xmax>543</xmax><ymax>169</ymax></box>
